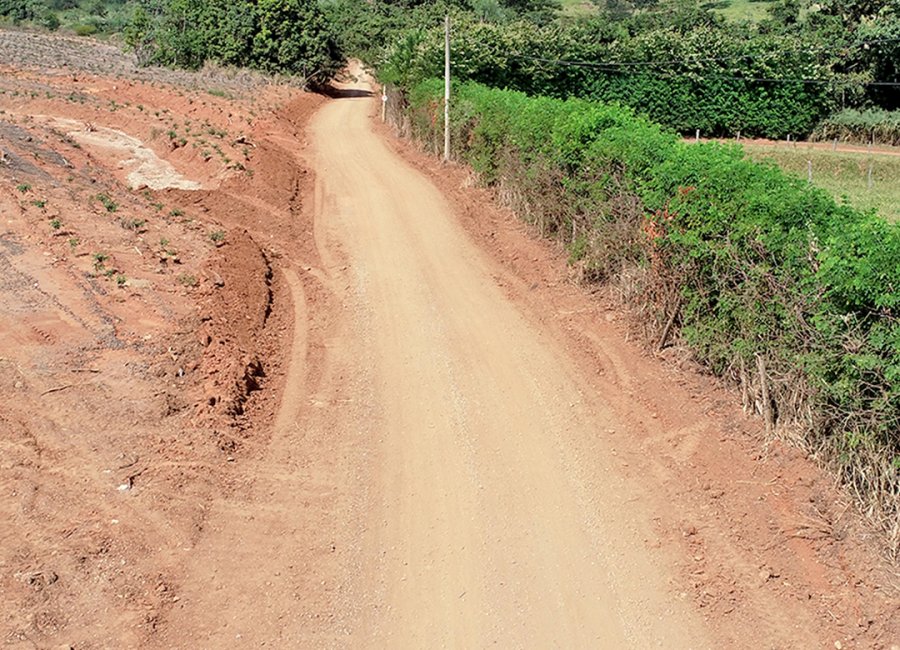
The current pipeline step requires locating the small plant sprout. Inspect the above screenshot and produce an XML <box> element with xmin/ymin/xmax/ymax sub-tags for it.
<box><xmin>209</xmin><ymin>230</ymin><xmax>225</xmax><ymax>243</ymax></box>
<box><xmin>69</xmin><ymin>237</ymin><xmax>79</xmax><ymax>249</ymax></box>
<box><xmin>120</xmin><ymin>218</ymin><xmax>147</xmax><ymax>232</ymax></box>
<box><xmin>169</xmin><ymin>208</ymin><xmax>184</xmax><ymax>217</ymax></box>
<box><xmin>177</xmin><ymin>273</ymin><xmax>198</xmax><ymax>287</ymax></box>
<box><xmin>31</xmin><ymin>199</ymin><xmax>47</xmax><ymax>208</ymax></box>
<box><xmin>116</xmin><ymin>274</ymin><xmax>127</xmax><ymax>286</ymax></box>
<box><xmin>16</xmin><ymin>183</ymin><xmax>31</xmax><ymax>193</ymax></box>
<box><xmin>92</xmin><ymin>252</ymin><xmax>108</xmax><ymax>273</ymax></box>
<box><xmin>50</xmin><ymin>218</ymin><xmax>62</xmax><ymax>230</ymax></box>
<box><xmin>96</xmin><ymin>193</ymin><xmax>117</xmax><ymax>213</ymax></box>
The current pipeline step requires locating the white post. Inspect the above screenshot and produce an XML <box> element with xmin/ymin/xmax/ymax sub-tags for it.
<box><xmin>381</xmin><ymin>88</ymin><xmax>387</xmax><ymax>123</ymax></box>
<box><xmin>695</xmin><ymin>128</ymin><xmax>699</xmax><ymax>142</ymax></box>
<box><xmin>443</xmin><ymin>16</ymin><xmax>451</xmax><ymax>162</ymax></box>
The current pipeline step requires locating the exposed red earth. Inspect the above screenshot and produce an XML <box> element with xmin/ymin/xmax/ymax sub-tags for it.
<box><xmin>1</xmin><ymin>32</ymin><xmax>897</xmax><ymax>649</ymax></box>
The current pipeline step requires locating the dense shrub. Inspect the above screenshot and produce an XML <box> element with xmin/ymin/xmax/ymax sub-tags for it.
<box><xmin>380</xmin><ymin>16</ymin><xmax>838</xmax><ymax>138</ymax></box>
<box><xmin>124</xmin><ymin>0</ymin><xmax>342</xmax><ymax>83</ymax></box>
<box><xmin>812</xmin><ymin>108</ymin><xmax>900</xmax><ymax>146</ymax></box>
<box><xmin>398</xmin><ymin>78</ymin><xmax>900</xmax><ymax>549</ymax></box>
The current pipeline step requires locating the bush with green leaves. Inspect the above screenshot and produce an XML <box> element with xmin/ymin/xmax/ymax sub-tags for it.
<box><xmin>402</xmin><ymin>78</ymin><xmax>900</xmax><ymax>550</ymax></box>
<box><xmin>125</xmin><ymin>0</ymin><xmax>342</xmax><ymax>83</ymax></box>
<box><xmin>381</xmin><ymin>15</ymin><xmax>837</xmax><ymax>138</ymax></box>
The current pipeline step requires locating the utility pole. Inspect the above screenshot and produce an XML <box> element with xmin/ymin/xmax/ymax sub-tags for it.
<box><xmin>444</xmin><ymin>15</ymin><xmax>451</xmax><ymax>163</ymax></box>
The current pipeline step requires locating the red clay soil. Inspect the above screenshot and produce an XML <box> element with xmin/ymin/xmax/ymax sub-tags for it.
<box><xmin>1</xmin><ymin>31</ymin><xmax>899</xmax><ymax>649</ymax></box>
<box><xmin>374</xmin><ymin>106</ymin><xmax>900</xmax><ymax>648</ymax></box>
<box><xmin>0</xmin><ymin>34</ymin><xmax>325</xmax><ymax>647</ymax></box>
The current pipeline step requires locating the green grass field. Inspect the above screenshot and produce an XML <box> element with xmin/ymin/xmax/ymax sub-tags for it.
<box><xmin>715</xmin><ymin>0</ymin><xmax>774</xmax><ymax>22</ymax></box>
<box><xmin>742</xmin><ymin>143</ymin><xmax>900</xmax><ymax>222</ymax></box>
<box><xmin>558</xmin><ymin>0</ymin><xmax>599</xmax><ymax>16</ymax></box>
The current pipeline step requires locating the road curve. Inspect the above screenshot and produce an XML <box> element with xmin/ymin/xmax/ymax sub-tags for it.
<box><xmin>309</xmin><ymin>74</ymin><xmax>714</xmax><ymax>648</ymax></box>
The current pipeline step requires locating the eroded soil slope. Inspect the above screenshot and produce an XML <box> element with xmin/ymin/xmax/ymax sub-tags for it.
<box><xmin>0</xmin><ymin>31</ymin><xmax>324</xmax><ymax>647</ymax></box>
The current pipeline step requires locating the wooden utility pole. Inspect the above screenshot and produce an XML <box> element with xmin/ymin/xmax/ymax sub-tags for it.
<box><xmin>444</xmin><ymin>15</ymin><xmax>451</xmax><ymax>163</ymax></box>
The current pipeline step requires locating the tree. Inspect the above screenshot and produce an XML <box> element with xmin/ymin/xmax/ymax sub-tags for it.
<box><xmin>251</xmin><ymin>0</ymin><xmax>340</xmax><ymax>80</ymax></box>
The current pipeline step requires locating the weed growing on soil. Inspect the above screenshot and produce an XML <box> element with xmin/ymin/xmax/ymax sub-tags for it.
<box><xmin>50</xmin><ymin>219</ymin><xmax>61</xmax><ymax>230</ymax></box>
<box><xmin>120</xmin><ymin>218</ymin><xmax>147</xmax><ymax>232</ymax></box>
<box><xmin>209</xmin><ymin>230</ymin><xmax>225</xmax><ymax>243</ymax></box>
<box><xmin>31</xmin><ymin>199</ymin><xmax>46</xmax><ymax>208</ymax></box>
<box><xmin>92</xmin><ymin>252</ymin><xmax>108</xmax><ymax>273</ymax></box>
<box><xmin>16</xmin><ymin>183</ymin><xmax>30</xmax><ymax>193</ymax></box>
<box><xmin>68</xmin><ymin>237</ymin><xmax>79</xmax><ymax>249</ymax></box>
<box><xmin>177</xmin><ymin>273</ymin><xmax>197</xmax><ymax>287</ymax></box>
<box><xmin>96</xmin><ymin>193</ymin><xmax>117</xmax><ymax>213</ymax></box>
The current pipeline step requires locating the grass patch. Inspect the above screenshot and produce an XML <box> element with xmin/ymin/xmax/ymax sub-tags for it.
<box><xmin>742</xmin><ymin>143</ymin><xmax>900</xmax><ymax>222</ymax></box>
<box><xmin>558</xmin><ymin>0</ymin><xmax>598</xmax><ymax>15</ymax></box>
<box><xmin>715</xmin><ymin>0</ymin><xmax>774</xmax><ymax>22</ymax></box>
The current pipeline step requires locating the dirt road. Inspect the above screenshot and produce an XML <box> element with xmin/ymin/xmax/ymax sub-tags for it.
<box><xmin>307</xmin><ymin>77</ymin><xmax>720</xmax><ymax>647</ymax></box>
<box><xmin>3</xmin><ymin>36</ymin><xmax>897</xmax><ymax>647</ymax></box>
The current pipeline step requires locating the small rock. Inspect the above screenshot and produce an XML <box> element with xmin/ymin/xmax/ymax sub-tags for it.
<box><xmin>834</xmin><ymin>642</ymin><xmax>843</xmax><ymax>650</ymax></box>
<box><xmin>14</xmin><ymin>381</ymin><xmax>23</xmax><ymax>389</ymax></box>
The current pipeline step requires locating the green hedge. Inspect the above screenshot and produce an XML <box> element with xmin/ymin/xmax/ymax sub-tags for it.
<box><xmin>404</xmin><ymin>79</ymin><xmax>900</xmax><ymax>547</ymax></box>
<box><xmin>384</xmin><ymin>18</ymin><xmax>837</xmax><ymax>139</ymax></box>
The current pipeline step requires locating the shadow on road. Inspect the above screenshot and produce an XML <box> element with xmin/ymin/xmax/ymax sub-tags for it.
<box><xmin>321</xmin><ymin>86</ymin><xmax>373</xmax><ymax>99</ymax></box>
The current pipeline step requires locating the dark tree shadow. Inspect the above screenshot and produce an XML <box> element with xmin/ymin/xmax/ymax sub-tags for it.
<box><xmin>319</xmin><ymin>85</ymin><xmax>373</xmax><ymax>99</ymax></box>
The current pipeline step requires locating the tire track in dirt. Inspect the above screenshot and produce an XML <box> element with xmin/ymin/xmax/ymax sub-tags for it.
<box><xmin>309</xmin><ymin>73</ymin><xmax>721</xmax><ymax>648</ymax></box>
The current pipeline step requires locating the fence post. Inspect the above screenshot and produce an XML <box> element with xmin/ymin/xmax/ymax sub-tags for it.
<box><xmin>807</xmin><ymin>160</ymin><xmax>812</xmax><ymax>184</ymax></box>
<box><xmin>695</xmin><ymin>128</ymin><xmax>700</xmax><ymax>142</ymax></box>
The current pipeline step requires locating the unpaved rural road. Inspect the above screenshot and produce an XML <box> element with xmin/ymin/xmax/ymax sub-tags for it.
<box><xmin>3</xmin><ymin>36</ymin><xmax>896</xmax><ymax>649</ymax></box>
<box><xmin>153</xmin><ymin>73</ymin><xmax>895</xmax><ymax>649</ymax></box>
<box><xmin>309</xmin><ymin>75</ymin><xmax>714</xmax><ymax>647</ymax></box>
